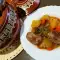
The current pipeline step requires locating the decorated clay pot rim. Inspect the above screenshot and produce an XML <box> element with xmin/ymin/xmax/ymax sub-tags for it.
<box><xmin>17</xmin><ymin>0</ymin><xmax>28</xmax><ymax>5</ymax></box>
<box><xmin>17</xmin><ymin>0</ymin><xmax>40</xmax><ymax>15</ymax></box>
<box><xmin>6</xmin><ymin>0</ymin><xmax>40</xmax><ymax>15</ymax></box>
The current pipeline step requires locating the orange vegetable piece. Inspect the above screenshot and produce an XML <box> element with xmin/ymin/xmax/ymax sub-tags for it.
<box><xmin>49</xmin><ymin>17</ymin><xmax>58</xmax><ymax>30</ymax></box>
<box><xmin>55</xmin><ymin>26</ymin><xmax>60</xmax><ymax>32</ymax></box>
<box><xmin>41</xmin><ymin>15</ymin><xmax>50</xmax><ymax>24</ymax></box>
<box><xmin>47</xmin><ymin>47</ymin><xmax>53</xmax><ymax>51</ymax></box>
<box><xmin>41</xmin><ymin>19</ymin><xmax>46</xmax><ymax>24</ymax></box>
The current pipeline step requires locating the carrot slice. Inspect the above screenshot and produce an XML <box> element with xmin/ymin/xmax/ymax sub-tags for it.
<box><xmin>47</xmin><ymin>47</ymin><xmax>53</xmax><ymax>51</ymax></box>
<box><xmin>41</xmin><ymin>19</ymin><xmax>46</xmax><ymax>24</ymax></box>
<box><xmin>55</xmin><ymin>26</ymin><xmax>60</xmax><ymax>32</ymax></box>
<box><xmin>41</xmin><ymin>15</ymin><xmax>50</xmax><ymax>24</ymax></box>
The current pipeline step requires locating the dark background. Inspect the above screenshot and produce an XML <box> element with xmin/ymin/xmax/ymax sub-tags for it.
<box><xmin>13</xmin><ymin>0</ymin><xmax>60</xmax><ymax>60</ymax></box>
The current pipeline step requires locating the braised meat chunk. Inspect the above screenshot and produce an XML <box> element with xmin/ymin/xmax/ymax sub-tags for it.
<box><xmin>48</xmin><ymin>32</ymin><xmax>60</xmax><ymax>44</ymax></box>
<box><xmin>26</xmin><ymin>32</ymin><xmax>42</xmax><ymax>45</ymax></box>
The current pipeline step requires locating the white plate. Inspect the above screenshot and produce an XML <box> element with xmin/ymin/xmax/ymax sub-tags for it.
<box><xmin>20</xmin><ymin>6</ymin><xmax>60</xmax><ymax>60</ymax></box>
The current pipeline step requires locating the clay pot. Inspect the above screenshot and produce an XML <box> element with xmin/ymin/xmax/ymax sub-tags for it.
<box><xmin>0</xmin><ymin>6</ymin><xmax>21</xmax><ymax>49</ymax></box>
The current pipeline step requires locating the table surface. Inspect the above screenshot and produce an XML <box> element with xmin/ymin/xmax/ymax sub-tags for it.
<box><xmin>13</xmin><ymin>0</ymin><xmax>60</xmax><ymax>60</ymax></box>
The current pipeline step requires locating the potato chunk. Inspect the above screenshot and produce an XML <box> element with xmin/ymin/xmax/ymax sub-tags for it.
<box><xmin>49</xmin><ymin>17</ymin><xmax>58</xmax><ymax>30</ymax></box>
<box><xmin>39</xmin><ymin>38</ymin><xmax>52</xmax><ymax>48</ymax></box>
<box><xmin>31</xmin><ymin>20</ymin><xmax>41</xmax><ymax>28</ymax></box>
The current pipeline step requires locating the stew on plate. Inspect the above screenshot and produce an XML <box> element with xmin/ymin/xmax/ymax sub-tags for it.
<box><xmin>26</xmin><ymin>15</ymin><xmax>60</xmax><ymax>51</ymax></box>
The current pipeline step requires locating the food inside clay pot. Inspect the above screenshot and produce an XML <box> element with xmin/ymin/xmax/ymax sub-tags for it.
<box><xmin>0</xmin><ymin>0</ymin><xmax>22</xmax><ymax>49</ymax></box>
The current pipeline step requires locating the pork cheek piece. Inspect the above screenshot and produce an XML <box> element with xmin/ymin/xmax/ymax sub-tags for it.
<box><xmin>48</xmin><ymin>31</ymin><xmax>60</xmax><ymax>44</ymax></box>
<box><xmin>26</xmin><ymin>32</ymin><xmax>42</xmax><ymax>45</ymax></box>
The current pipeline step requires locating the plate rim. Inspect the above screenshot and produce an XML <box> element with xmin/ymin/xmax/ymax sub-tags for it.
<box><xmin>20</xmin><ymin>6</ymin><xmax>60</xmax><ymax>60</ymax></box>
